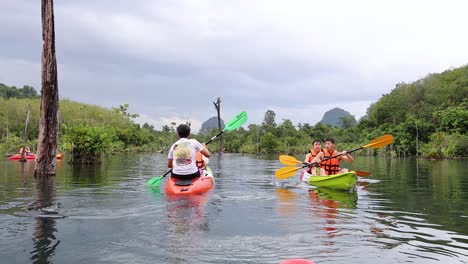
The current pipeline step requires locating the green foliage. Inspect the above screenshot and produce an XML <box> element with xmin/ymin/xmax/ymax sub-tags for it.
<box><xmin>361</xmin><ymin>64</ymin><xmax>468</xmax><ymax>157</ymax></box>
<box><xmin>421</xmin><ymin>132</ymin><xmax>468</xmax><ymax>159</ymax></box>
<box><xmin>62</xmin><ymin>125</ymin><xmax>118</xmax><ymax>163</ymax></box>
<box><xmin>259</xmin><ymin>132</ymin><xmax>279</xmax><ymax>154</ymax></box>
<box><xmin>0</xmin><ymin>83</ymin><xmax>40</xmax><ymax>99</ymax></box>
<box><xmin>0</xmin><ymin>135</ymin><xmax>22</xmax><ymax>156</ymax></box>
<box><xmin>263</xmin><ymin>110</ymin><xmax>277</xmax><ymax>128</ymax></box>
<box><xmin>0</xmin><ymin>98</ymin><xmax>41</xmax><ymax>143</ymax></box>
<box><xmin>2</xmin><ymin>63</ymin><xmax>467</xmax><ymax>159</ymax></box>
<box><xmin>113</xmin><ymin>104</ymin><xmax>139</xmax><ymax>119</ymax></box>
<box><xmin>433</xmin><ymin>99</ymin><xmax>468</xmax><ymax>133</ymax></box>
<box><xmin>339</xmin><ymin>115</ymin><xmax>357</xmax><ymax>129</ymax></box>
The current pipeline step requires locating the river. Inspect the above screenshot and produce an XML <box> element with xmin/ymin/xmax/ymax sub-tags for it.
<box><xmin>1</xmin><ymin>153</ymin><xmax>467</xmax><ymax>263</ymax></box>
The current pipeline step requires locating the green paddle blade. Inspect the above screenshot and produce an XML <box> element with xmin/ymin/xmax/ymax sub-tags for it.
<box><xmin>224</xmin><ymin>111</ymin><xmax>248</xmax><ymax>131</ymax></box>
<box><xmin>147</xmin><ymin>176</ymin><xmax>163</xmax><ymax>187</ymax></box>
<box><xmin>147</xmin><ymin>169</ymin><xmax>172</xmax><ymax>187</ymax></box>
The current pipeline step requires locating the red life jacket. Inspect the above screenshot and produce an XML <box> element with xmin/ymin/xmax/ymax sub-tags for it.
<box><xmin>320</xmin><ymin>149</ymin><xmax>340</xmax><ymax>175</ymax></box>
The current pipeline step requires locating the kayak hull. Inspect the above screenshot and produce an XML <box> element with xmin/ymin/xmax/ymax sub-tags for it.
<box><xmin>301</xmin><ymin>170</ymin><xmax>357</xmax><ymax>190</ymax></box>
<box><xmin>280</xmin><ymin>259</ymin><xmax>316</xmax><ymax>264</ymax></box>
<box><xmin>165</xmin><ymin>167</ymin><xmax>215</xmax><ymax>195</ymax></box>
<box><xmin>8</xmin><ymin>153</ymin><xmax>64</xmax><ymax>160</ymax></box>
<box><xmin>8</xmin><ymin>154</ymin><xmax>36</xmax><ymax>160</ymax></box>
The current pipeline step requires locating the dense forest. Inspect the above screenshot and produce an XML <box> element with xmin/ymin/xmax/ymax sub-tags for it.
<box><xmin>1</xmin><ymin>64</ymin><xmax>467</xmax><ymax>161</ymax></box>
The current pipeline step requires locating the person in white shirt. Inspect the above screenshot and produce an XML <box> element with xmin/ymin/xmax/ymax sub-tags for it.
<box><xmin>167</xmin><ymin>124</ymin><xmax>210</xmax><ymax>180</ymax></box>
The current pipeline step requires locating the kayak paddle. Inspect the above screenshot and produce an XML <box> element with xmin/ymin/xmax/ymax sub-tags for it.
<box><xmin>279</xmin><ymin>155</ymin><xmax>303</xmax><ymax>166</ymax></box>
<box><xmin>275</xmin><ymin>134</ymin><xmax>393</xmax><ymax>179</ymax></box>
<box><xmin>147</xmin><ymin>111</ymin><xmax>248</xmax><ymax>187</ymax></box>
<box><xmin>279</xmin><ymin>155</ymin><xmax>370</xmax><ymax>177</ymax></box>
<box><xmin>146</xmin><ymin>169</ymin><xmax>171</xmax><ymax>187</ymax></box>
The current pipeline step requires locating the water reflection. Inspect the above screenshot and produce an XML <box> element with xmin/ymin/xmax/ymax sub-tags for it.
<box><xmin>308</xmin><ymin>188</ymin><xmax>357</xmax><ymax>244</ymax></box>
<box><xmin>164</xmin><ymin>194</ymin><xmax>211</xmax><ymax>263</ymax></box>
<box><xmin>1</xmin><ymin>154</ymin><xmax>468</xmax><ymax>263</ymax></box>
<box><xmin>29</xmin><ymin>176</ymin><xmax>60</xmax><ymax>264</ymax></box>
<box><xmin>310</xmin><ymin>188</ymin><xmax>358</xmax><ymax>209</ymax></box>
<box><xmin>275</xmin><ymin>188</ymin><xmax>297</xmax><ymax>216</ymax></box>
<box><xmin>70</xmin><ymin>164</ymin><xmax>106</xmax><ymax>186</ymax></box>
<box><xmin>166</xmin><ymin>194</ymin><xmax>210</xmax><ymax>234</ymax></box>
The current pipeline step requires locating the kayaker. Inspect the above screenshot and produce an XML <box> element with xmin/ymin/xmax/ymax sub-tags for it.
<box><xmin>304</xmin><ymin>139</ymin><xmax>323</xmax><ymax>176</ymax></box>
<box><xmin>167</xmin><ymin>124</ymin><xmax>210</xmax><ymax>180</ymax></box>
<box><xmin>311</xmin><ymin>137</ymin><xmax>353</xmax><ymax>175</ymax></box>
<box><xmin>19</xmin><ymin>146</ymin><xmax>31</xmax><ymax>155</ymax></box>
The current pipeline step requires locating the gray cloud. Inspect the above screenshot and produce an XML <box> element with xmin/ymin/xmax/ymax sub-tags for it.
<box><xmin>1</xmin><ymin>0</ymin><xmax>468</xmax><ymax>132</ymax></box>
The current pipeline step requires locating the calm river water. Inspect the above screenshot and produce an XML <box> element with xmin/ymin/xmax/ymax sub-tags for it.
<box><xmin>1</xmin><ymin>153</ymin><xmax>467</xmax><ymax>264</ymax></box>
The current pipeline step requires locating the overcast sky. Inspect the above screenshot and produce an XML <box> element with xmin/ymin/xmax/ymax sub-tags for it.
<box><xmin>1</xmin><ymin>0</ymin><xmax>467</xmax><ymax>132</ymax></box>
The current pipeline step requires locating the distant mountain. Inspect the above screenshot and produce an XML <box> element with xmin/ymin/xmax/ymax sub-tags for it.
<box><xmin>199</xmin><ymin>116</ymin><xmax>225</xmax><ymax>135</ymax></box>
<box><xmin>320</xmin><ymin>107</ymin><xmax>357</xmax><ymax>128</ymax></box>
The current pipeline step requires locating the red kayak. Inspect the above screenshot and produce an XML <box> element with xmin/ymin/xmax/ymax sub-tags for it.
<box><xmin>8</xmin><ymin>154</ymin><xmax>36</xmax><ymax>160</ymax></box>
<box><xmin>280</xmin><ymin>259</ymin><xmax>316</xmax><ymax>264</ymax></box>
<box><xmin>8</xmin><ymin>153</ymin><xmax>64</xmax><ymax>160</ymax></box>
<box><xmin>165</xmin><ymin>167</ymin><xmax>215</xmax><ymax>195</ymax></box>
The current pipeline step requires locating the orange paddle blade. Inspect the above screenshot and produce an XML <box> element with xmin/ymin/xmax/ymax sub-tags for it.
<box><xmin>279</xmin><ymin>155</ymin><xmax>302</xmax><ymax>166</ymax></box>
<box><xmin>363</xmin><ymin>134</ymin><xmax>394</xmax><ymax>149</ymax></box>
<box><xmin>275</xmin><ymin>166</ymin><xmax>302</xmax><ymax>180</ymax></box>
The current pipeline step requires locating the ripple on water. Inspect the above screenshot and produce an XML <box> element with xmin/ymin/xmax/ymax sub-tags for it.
<box><xmin>1</xmin><ymin>154</ymin><xmax>468</xmax><ymax>264</ymax></box>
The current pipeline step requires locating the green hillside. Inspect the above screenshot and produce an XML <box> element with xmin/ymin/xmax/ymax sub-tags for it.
<box><xmin>0</xmin><ymin>83</ymin><xmax>175</xmax><ymax>161</ymax></box>
<box><xmin>360</xmin><ymin>65</ymin><xmax>468</xmax><ymax>157</ymax></box>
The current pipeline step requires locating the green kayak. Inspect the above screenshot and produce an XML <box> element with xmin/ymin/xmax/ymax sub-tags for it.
<box><xmin>301</xmin><ymin>170</ymin><xmax>357</xmax><ymax>190</ymax></box>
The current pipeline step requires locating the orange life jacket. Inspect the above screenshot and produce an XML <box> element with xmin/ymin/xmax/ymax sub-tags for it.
<box><xmin>195</xmin><ymin>151</ymin><xmax>205</xmax><ymax>168</ymax></box>
<box><xmin>320</xmin><ymin>149</ymin><xmax>340</xmax><ymax>175</ymax></box>
<box><xmin>306</xmin><ymin>149</ymin><xmax>322</xmax><ymax>173</ymax></box>
<box><xmin>307</xmin><ymin>149</ymin><xmax>322</xmax><ymax>163</ymax></box>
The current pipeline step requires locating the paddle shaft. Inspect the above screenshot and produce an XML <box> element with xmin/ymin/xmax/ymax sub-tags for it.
<box><xmin>205</xmin><ymin>130</ymin><xmax>225</xmax><ymax>145</ymax></box>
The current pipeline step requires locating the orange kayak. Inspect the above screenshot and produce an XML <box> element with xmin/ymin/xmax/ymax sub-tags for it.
<box><xmin>165</xmin><ymin>167</ymin><xmax>215</xmax><ymax>195</ymax></box>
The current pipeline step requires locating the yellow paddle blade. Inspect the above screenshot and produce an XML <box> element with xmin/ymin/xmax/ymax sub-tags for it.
<box><xmin>275</xmin><ymin>166</ymin><xmax>302</xmax><ymax>180</ymax></box>
<box><xmin>279</xmin><ymin>155</ymin><xmax>302</xmax><ymax>166</ymax></box>
<box><xmin>355</xmin><ymin>170</ymin><xmax>371</xmax><ymax>177</ymax></box>
<box><xmin>363</xmin><ymin>134</ymin><xmax>394</xmax><ymax>149</ymax></box>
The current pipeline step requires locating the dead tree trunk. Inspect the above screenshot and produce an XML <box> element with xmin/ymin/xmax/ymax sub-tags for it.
<box><xmin>415</xmin><ymin>118</ymin><xmax>419</xmax><ymax>157</ymax></box>
<box><xmin>213</xmin><ymin>97</ymin><xmax>223</xmax><ymax>154</ymax></box>
<box><xmin>35</xmin><ymin>0</ymin><xmax>59</xmax><ymax>176</ymax></box>
<box><xmin>20</xmin><ymin>105</ymin><xmax>31</xmax><ymax>162</ymax></box>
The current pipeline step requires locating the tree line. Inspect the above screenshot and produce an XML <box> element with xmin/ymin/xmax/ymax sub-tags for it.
<box><xmin>1</xmin><ymin>64</ymin><xmax>467</xmax><ymax>161</ymax></box>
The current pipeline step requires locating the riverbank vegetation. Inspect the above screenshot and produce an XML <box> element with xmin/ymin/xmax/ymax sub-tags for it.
<box><xmin>1</xmin><ymin>65</ymin><xmax>466</xmax><ymax>161</ymax></box>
